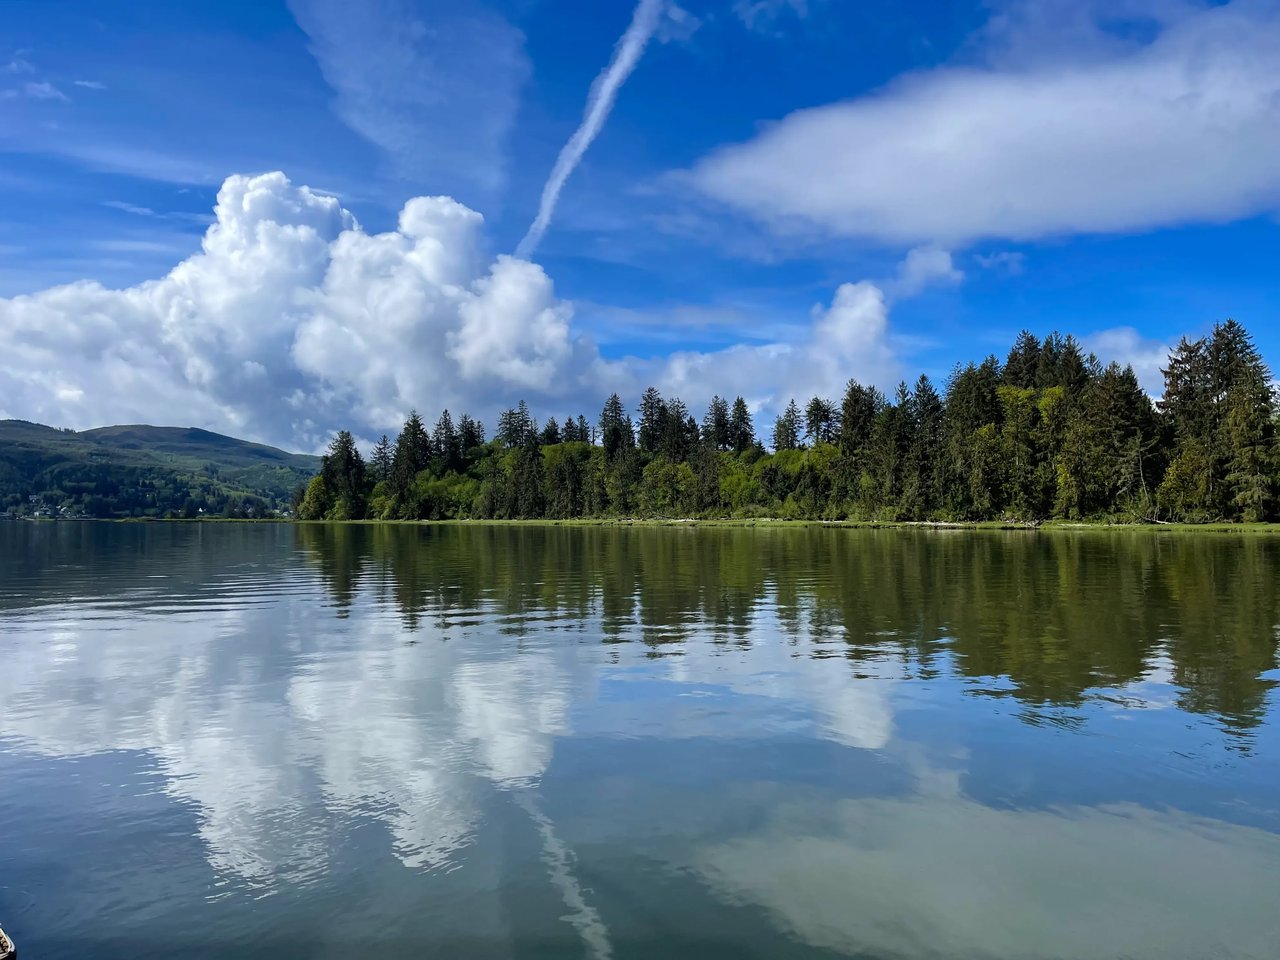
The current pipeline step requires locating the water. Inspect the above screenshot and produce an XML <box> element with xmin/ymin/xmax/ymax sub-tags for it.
<box><xmin>1</xmin><ymin>522</ymin><xmax>1279</xmax><ymax>959</ymax></box>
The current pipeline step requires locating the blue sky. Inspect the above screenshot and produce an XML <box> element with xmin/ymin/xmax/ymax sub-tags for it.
<box><xmin>1</xmin><ymin>0</ymin><xmax>1278</xmax><ymax>449</ymax></box>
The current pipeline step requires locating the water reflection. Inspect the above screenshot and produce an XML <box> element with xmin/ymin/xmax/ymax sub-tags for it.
<box><xmin>297</xmin><ymin>524</ymin><xmax>1280</xmax><ymax>736</ymax></box>
<box><xmin>0</xmin><ymin>522</ymin><xmax>1278</xmax><ymax>960</ymax></box>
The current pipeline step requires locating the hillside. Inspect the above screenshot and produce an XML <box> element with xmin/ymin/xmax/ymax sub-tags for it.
<box><xmin>0</xmin><ymin>420</ymin><xmax>320</xmax><ymax>518</ymax></box>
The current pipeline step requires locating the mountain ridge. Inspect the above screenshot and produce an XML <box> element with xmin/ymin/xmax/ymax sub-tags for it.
<box><xmin>0</xmin><ymin>419</ymin><xmax>320</xmax><ymax>518</ymax></box>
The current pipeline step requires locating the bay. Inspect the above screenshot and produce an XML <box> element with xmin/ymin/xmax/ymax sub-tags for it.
<box><xmin>1</xmin><ymin>522</ymin><xmax>1278</xmax><ymax>959</ymax></box>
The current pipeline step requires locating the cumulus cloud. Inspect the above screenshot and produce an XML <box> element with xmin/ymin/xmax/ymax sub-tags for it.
<box><xmin>0</xmin><ymin>171</ymin><xmax>906</xmax><ymax>449</ymax></box>
<box><xmin>689</xmin><ymin>1</ymin><xmax>1280</xmax><ymax>244</ymax></box>
<box><xmin>642</xmin><ymin>280</ymin><xmax>899</xmax><ymax>414</ymax></box>
<box><xmin>288</xmin><ymin>0</ymin><xmax>529</xmax><ymax>201</ymax></box>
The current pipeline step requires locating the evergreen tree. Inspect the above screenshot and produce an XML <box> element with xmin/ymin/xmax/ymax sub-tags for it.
<box><xmin>458</xmin><ymin>414</ymin><xmax>485</xmax><ymax>451</ymax></box>
<box><xmin>391</xmin><ymin>411</ymin><xmax>432</xmax><ymax>509</ymax></box>
<box><xmin>497</xmin><ymin>401</ymin><xmax>536</xmax><ymax>448</ymax></box>
<box><xmin>772</xmin><ymin>399</ymin><xmax>802</xmax><ymax>451</ymax></box>
<box><xmin>541</xmin><ymin>416</ymin><xmax>562</xmax><ymax>446</ymax></box>
<box><xmin>637</xmin><ymin>387</ymin><xmax>666</xmax><ymax>454</ymax></box>
<box><xmin>433</xmin><ymin>410</ymin><xmax>461</xmax><ymax>473</ymax></box>
<box><xmin>321</xmin><ymin>430</ymin><xmax>367</xmax><ymax>519</ymax></box>
<box><xmin>661</xmin><ymin>397</ymin><xmax>693</xmax><ymax>461</ymax></box>
<box><xmin>729</xmin><ymin>396</ymin><xmax>755</xmax><ymax>454</ymax></box>
<box><xmin>838</xmin><ymin>381</ymin><xmax>883</xmax><ymax>458</ymax></box>
<box><xmin>702</xmin><ymin>395</ymin><xmax>732</xmax><ymax>450</ymax></box>
<box><xmin>370</xmin><ymin>434</ymin><xmax>393</xmax><ymax>484</ymax></box>
<box><xmin>804</xmin><ymin>396</ymin><xmax>838</xmax><ymax>445</ymax></box>
<box><xmin>599</xmin><ymin>393</ymin><xmax>634</xmax><ymax>461</ymax></box>
<box><xmin>1003</xmin><ymin>330</ymin><xmax>1041</xmax><ymax>389</ymax></box>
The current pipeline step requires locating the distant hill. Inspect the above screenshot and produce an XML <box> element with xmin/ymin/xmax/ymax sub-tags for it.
<box><xmin>0</xmin><ymin>420</ymin><xmax>321</xmax><ymax>518</ymax></box>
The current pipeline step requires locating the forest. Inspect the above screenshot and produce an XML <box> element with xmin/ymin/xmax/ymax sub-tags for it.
<box><xmin>297</xmin><ymin>319</ymin><xmax>1278</xmax><ymax>524</ymax></box>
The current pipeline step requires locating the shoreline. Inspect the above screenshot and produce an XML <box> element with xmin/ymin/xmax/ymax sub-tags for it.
<box><xmin>23</xmin><ymin>516</ymin><xmax>1280</xmax><ymax>533</ymax></box>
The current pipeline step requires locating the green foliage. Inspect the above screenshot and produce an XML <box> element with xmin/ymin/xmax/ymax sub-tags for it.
<box><xmin>16</xmin><ymin>320</ymin><xmax>1274</xmax><ymax>526</ymax></box>
<box><xmin>0</xmin><ymin>420</ymin><xmax>318</xmax><ymax>518</ymax></box>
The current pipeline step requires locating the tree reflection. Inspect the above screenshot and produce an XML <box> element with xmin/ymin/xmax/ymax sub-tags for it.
<box><xmin>296</xmin><ymin>525</ymin><xmax>1280</xmax><ymax>735</ymax></box>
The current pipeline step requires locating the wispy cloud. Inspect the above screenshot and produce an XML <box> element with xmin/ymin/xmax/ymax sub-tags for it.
<box><xmin>5</xmin><ymin>56</ymin><xmax>35</xmax><ymax>74</ymax></box>
<box><xmin>3</xmin><ymin>80</ymin><xmax>70</xmax><ymax>102</ymax></box>
<box><xmin>974</xmin><ymin>251</ymin><xmax>1026</xmax><ymax>275</ymax></box>
<box><xmin>102</xmin><ymin>200</ymin><xmax>157</xmax><ymax>217</ymax></box>
<box><xmin>288</xmin><ymin>0</ymin><xmax>529</xmax><ymax>202</ymax></box>
<box><xmin>102</xmin><ymin>199</ymin><xmax>216</xmax><ymax>226</ymax></box>
<box><xmin>73</xmin><ymin>79</ymin><xmax>107</xmax><ymax>90</ymax></box>
<box><xmin>516</xmin><ymin>0</ymin><xmax>668</xmax><ymax>258</ymax></box>
<box><xmin>734</xmin><ymin>0</ymin><xmax>809</xmax><ymax>34</ymax></box>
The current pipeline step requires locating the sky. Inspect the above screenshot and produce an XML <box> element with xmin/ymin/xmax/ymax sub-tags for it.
<box><xmin>1</xmin><ymin>0</ymin><xmax>1278</xmax><ymax>451</ymax></box>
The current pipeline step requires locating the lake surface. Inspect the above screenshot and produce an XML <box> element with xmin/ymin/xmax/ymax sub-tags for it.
<box><xmin>2</xmin><ymin>522</ymin><xmax>1279</xmax><ymax>959</ymax></box>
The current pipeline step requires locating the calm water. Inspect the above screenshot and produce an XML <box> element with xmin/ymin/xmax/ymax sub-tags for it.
<box><xmin>2</xmin><ymin>523</ymin><xmax>1279</xmax><ymax>959</ymax></box>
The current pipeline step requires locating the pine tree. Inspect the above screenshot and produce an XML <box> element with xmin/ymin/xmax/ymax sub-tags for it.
<box><xmin>458</xmin><ymin>414</ymin><xmax>485</xmax><ymax>451</ymax></box>
<box><xmin>804</xmin><ymin>396</ymin><xmax>837</xmax><ymax>445</ymax></box>
<box><xmin>322</xmin><ymin>430</ymin><xmax>367</xmax><ymax>519</ymax></box>
<box><xmin>729</xmin><ymin>396</ymin><xmax>755</xmax><ymax>454</ymax></box>
<box><xmin>702</xmin><ymin>395</ymin><xmax>731</xmax><ymax>450</ymax></box>
<box><xmin>370</xmin><ymin>434</ymin><xmax>393</xmax><ymax>485</ymax></box>
<box><xmin>433</xmin><ymin>410</ymin><xmax>461</xmax><ymax>472</ymax></box>
<box><xmin>637</xmin><ymin>387</ymin><xmax>666</xmax><ymax>454</ymax></box>
<box><xmin>1003</xmin><ymin>330</ymin><xmax>1041</xmax><ymax>389</ymax></box>
<box><xmin>391</xmin><ymin>411</ymin><xmax>432</xmax><ymax>505</ymax></box>
<box><xmin>541</xmin><ymin>417</ymin><xmax>562</xmax><ymax>446</ymax></box>
<box><xmin>599</xmin><ymin>394</ymin><xmax>634</xmax><ymax>461</ymax></box>
<box><xmin>772</xmin><ymin>399</ymin><xmax>802</xmax><ymax>451</ymax></box>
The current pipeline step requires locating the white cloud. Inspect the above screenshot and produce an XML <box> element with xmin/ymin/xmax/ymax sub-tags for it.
<box><xmin>1084</xmin><ymin>326</ymin><xmax>1173</xmax><ymax>395</ymax></box>
<box><xmin>689</xmin><ymin>1</ymin><xmax>1280</xmax><ymax>244</ymax></box>
<box><xmin>73</xmin><ymin>79</ymin><xmax>106</xmax><ymax>90</ymax></box>
<box><xmin>639</xmin><ymin>279</ymin><xmax>899</xmax><ymax>412</ymax></box>
<box><xmin>288</xmin><ymin>0</ymin><xmax>529</xmax><ymax>202</ymax></box>
<box><xmin>889</xmin><ymin>245</ymin><xmax>964</xmax><ymax>298</ymax></box>
<box><xmin>3</xmin><ymin>80</ymin><xmax>69</xmax><ymax>101</ymax></box>
<box><xmin>0</xmin><ymin>171</ymin><xmax>907</xmax><ymax>448</ymax></box>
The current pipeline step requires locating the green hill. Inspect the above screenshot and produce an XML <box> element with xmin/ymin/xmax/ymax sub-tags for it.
<box><xmin>0</xmin><ymin>420</ymin><xmax>321</xmax><ymax>519</ymax></box>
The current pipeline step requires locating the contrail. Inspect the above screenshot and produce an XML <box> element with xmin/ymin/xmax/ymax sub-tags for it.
<box><xmin>516</xmin><ymin>0</ymin><xmax>665</xmax><ymax>259</ymax></box>
<box><xmin>514</xmin><ymin>791</ymin><xmax>614</xmax><ymax>960</ymax></box>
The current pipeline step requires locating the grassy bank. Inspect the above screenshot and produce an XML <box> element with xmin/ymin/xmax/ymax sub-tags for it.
<box><xmin>215</xmin><ymin>516</ymin><xmax>1280</xmax><ymax>533</ymax></box>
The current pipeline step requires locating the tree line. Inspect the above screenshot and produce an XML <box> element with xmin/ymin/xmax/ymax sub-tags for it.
<box><xmin>296</xmin><ymin>319</ymin><xmax>1278</xmax><ymax>524</ymax></box>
